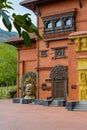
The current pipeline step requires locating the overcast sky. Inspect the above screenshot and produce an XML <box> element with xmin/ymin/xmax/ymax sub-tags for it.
<box><xmin>0</xmin><ymin>0</ymin><xmax>36</xmax><ymax>31</ymax></box>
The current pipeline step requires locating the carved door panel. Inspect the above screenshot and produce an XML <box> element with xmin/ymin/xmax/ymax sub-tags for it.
<box><xmin>53</xmin><ymin>80</ymin><xmax>66</xmax><ymax>99</ymax></box>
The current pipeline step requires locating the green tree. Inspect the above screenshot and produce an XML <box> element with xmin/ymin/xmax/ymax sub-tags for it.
<box><xmin>0</xmin><ymin>0</ymin><xmax>41</xmax><ymax>47</ymax></box>
<box><xmin>0</xmin><ymin>43</ymin><xmax>17</xmax><ymax>86</ymax></box>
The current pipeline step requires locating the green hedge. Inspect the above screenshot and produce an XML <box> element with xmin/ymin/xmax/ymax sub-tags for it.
<box><xmin>0</xmin><ymin>86</ymin><xmax>17</xmax><ymax>99</ymax></box>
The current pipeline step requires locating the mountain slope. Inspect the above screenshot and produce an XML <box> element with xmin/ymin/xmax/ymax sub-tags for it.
<box><xmin>0</xmin><ymin>28</ymin><xmax>18</xmax><ymax>43</ymax></box>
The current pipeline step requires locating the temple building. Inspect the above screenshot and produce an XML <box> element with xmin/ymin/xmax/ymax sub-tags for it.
<box><xmin>6</xmin><ymin>0</ymin><xmax>87</xmax><ymax>110</ymax></box>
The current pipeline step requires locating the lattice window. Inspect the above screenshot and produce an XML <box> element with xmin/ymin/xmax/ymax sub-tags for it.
<box><xmin>42</xmin><ymin>11</ymin><xmax>76</xmax><ymax>35</ymax></box>
<box><xmin>40</xmin><ymin>50</ymin><xmax>48</xmax><ymax>57</ymax></box>
<box><xmin>51</xmin><ymin>47</ymin><xmax>67</xmax><ymax>59</ymax></box>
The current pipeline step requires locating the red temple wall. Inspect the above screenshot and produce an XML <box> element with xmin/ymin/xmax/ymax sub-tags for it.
<box><xmin>17</xmin><ymin>0</ymin><xmax>87</xmax><ymax>100</ymax></box>
<box><xmin>17</xmin><ymin>44</ymin><xmax>37</xmax><ymax>97</ymax></box>
<box><xmin>37</xmin><ymin>0</ymin><xmax>87</xmax><ymax>100</ymax></box>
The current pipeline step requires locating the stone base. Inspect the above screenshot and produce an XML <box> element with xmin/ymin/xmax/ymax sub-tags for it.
<box><xmin>13</xmin><ymin>98</ymin><xmax>35</xmax><ymax>104</ymax></box>
<box><xmin>13</xmin><ymin>98</ymin><xmax>52</xmax><ymax>106</ymax></box>
<box><xmin>13</xmin><ymin>98</ymin><xmax>20</xmax><ymax>103</ymax></box>
<box><xmin>20</xmin><ymin>99</ymin><xmax>35</xmax><ymax>104</ymax></box>
<box><xmin>35</xmin><ymin>99</ymin><xmax>52</xmax><ymax>106</ymax></box>
<box><xmin>66</xmin><ymin>101</ymin><xmax>77</xmax><ymax>111</ymax></box>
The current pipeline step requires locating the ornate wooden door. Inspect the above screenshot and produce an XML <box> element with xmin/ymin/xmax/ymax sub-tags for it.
<box><xmin>53</xmin><ymin>80</ymin><xmax>66</xmax><ymax>99</ymax></box>
<box><xmin>50</xmin><ymin>65</ymin><xmax>68</xmax><ymax>100</ymax></box>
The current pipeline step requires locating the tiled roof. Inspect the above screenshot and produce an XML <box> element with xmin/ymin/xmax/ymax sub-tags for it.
<box><xmin>5</xmin><ymin>33</ymin><xmax>37</xmax><ymax>44</ymax></box>
<box><xmin>20</xmin><ymin>0</ymin><xmax>38</xmax><ymax>5</ymax></box>
<box><xmin>5</xmin><ymin>35</ymin><xmax>23</xmax><ymax>43</ymax></box>
<box><xmin>20</xmin><ymin>0</ymin><xmax>61</xmax><ymax>6</ymax></box>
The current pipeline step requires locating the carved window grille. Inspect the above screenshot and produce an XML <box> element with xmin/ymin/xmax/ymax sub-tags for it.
<box><xmin>42</xmin><ymin>11</ymin><xmax>76</xmax><ymax>35</ymax></box>
<box><xmin>52</xmin><ymin>47</ymin><xmax>67</xmax><ymax>59</ymax></box>
<box><xmin>40</xmin><ymin>50</ymin><xmax>48</xmax><ymax>57</ymax></box>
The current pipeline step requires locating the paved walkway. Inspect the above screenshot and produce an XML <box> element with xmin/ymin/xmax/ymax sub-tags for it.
<box><xmin>0</xmin><ymin>99</ymin><xmax>87</xmax><ymax>130</ymax></box>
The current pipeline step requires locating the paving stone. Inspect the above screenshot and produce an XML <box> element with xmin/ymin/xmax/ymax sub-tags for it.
<box><xmin>0</xmin><ymin>99</ymin><xmax>87</xmax><ymax>130</ymax></box>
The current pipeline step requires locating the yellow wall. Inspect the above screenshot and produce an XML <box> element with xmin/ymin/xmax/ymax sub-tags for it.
<box><xmin>78</xmin><ymin>59</ymin><xmax>87</xmax><ymax>101</ymax></box>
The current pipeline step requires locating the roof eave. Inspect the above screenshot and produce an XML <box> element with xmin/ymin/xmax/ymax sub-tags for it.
<box><xmin>20</xmin><ymin>0</ymin><xmax>62</xmax><ymax>11</ymax></box>
<box><xmin>20</xmin><ymin>0</ymin><xmax>83</xmax><ymax>12</ymax></box>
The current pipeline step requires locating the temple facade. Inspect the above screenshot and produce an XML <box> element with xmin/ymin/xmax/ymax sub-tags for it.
<box><xmin>6</xmin><ymin>0</ymin><xmax>87</xmax><ymax>110</ymax></box>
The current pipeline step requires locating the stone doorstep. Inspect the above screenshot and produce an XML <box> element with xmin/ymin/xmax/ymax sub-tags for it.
<box><xmin>49</xmin><ymin>99</ymin><xmax>66</xmax><ymax>107</ymax></box>
<box><xmin>58</xmin><ymin>100</ymin><xmax>66</xmax><ymax>106</ymax></box>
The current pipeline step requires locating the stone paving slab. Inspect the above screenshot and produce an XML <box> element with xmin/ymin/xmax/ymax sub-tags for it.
<box><xmin>0</xmin><ymin>99</ymin><xmax>87</xmax><ymax>130</ymax></box>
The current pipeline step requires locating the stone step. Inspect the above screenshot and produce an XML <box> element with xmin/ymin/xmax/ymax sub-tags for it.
<box><xmin>73</xmin><ymin>108</ymin><xmax>87</xmax><ymax>111</ymax></box>
<box><xmin>49</xmin><ymin>100</ymin><xmax>66</xmax><ymax>107</ymax></box>
<box><xmin>50</xmin><ymin>100</ymin><xmax>58</xmax><ymax>106</ymax></box>
<box><xmin>78</xmin><ymin>101</ymin><xmax>87</xmax><ymax>104</ymax></box>
<box><xmin>73</xmin><ymin>106</ymin><xmax>87</xmax><ymax>109</ymax></box>
<box><xmin>74</xmin><ymin>103</ymin><xmax>87</xmax><ymax>106</ymax></box>
<box><xmin>73</xmin><ymin>101</ymin><xmax>87</xmax><ymax>111</ymax></box>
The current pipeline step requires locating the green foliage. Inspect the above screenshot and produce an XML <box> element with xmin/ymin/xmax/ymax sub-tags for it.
<box><xmin>2</xmin><ymin>11</ymin><xmax>12</xmax><ymax>31</ymax></box>
<box><xmin>12</xmin><ymin>13</ymin><xmax>42</xmax><ymax>47</ymax></box>
<box><xmin>0</xmin><ymin>0</ymin><xmax>42</xmax><ymax>47</ymax></box>
<box><xmin>0</xmin><ymin>43</ymin><xmax>17</xmax><ymax>85</ymax></box>
<box><xmin>9</xmin><ymin>89</ymin><xmax>17</xmax><ymax>98</ymax></box>
<box><xmin>0</xmin><ymin>86</ymin><xmax>17</xmax><ymax>99</ymax></box>
<box><xmin>22</xmin><ymin>31</ymin><xmax>31</xmax><ymax>47</ymax></box>
<box><xmin>0</xmin><ymin>0</ymin><xmax>13</xmax><ymax>10</ymax></box>
<box><xmin>0</xmin><ymin>0</ymin><xmax>13</xmax><ymax>31</ymax></box>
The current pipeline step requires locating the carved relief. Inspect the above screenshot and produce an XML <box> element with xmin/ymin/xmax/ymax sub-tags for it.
<box><xmin>81</xmin><ymin>38</ymin><xmax>87</xmax><ymax>50</ymax></box>
<box><xmin>21</xmin><ymin>72</ymin><xmax>36</xmax><ymax>99</ymax></box>
<box><xmin>81</xmin><ymin>90</ymin><xmax>86</xmax><ymax>100</ymax></box>
<box><xmin>78</xmin><ymin>59</ymin><xmax>87</xmax><ymax>101</ymax></box>
<box><xmin>50</xmin><ymin>65</ymin><xmax>68</xmax><ymax>80</ymax></box>
<box><xmin>78</xmin><ymin>71</ymin><xmax>87</xmax><ymax>85</ymax></box>
<box><xmin>79</xmin><ymin>86</ymin><xmax>87</xmax><ymax>101</ymax></box>
<box><xmin>24</xmin><ymin>77</ymin><xmax>36</xmax><ymax>99</ymax></box>
<box><xmin>74</xmin><ymin>38</ymin><xmax>81</xmax><ymax>52</ymax></box>
<box><xmin>75</xmin><ymin>37</ymin><xmax>87</xmax><ymax>52</ymax></box>
<box><xmin>80</xmin><ymin>72</ymin><xmax>87</xmax><ymax>84</ymax></box>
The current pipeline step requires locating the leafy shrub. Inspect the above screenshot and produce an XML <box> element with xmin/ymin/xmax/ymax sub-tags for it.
<box><xmin>9</xmin><ymin>89</ymin><xmax>17</xmax><ymax>98</ymax></box>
